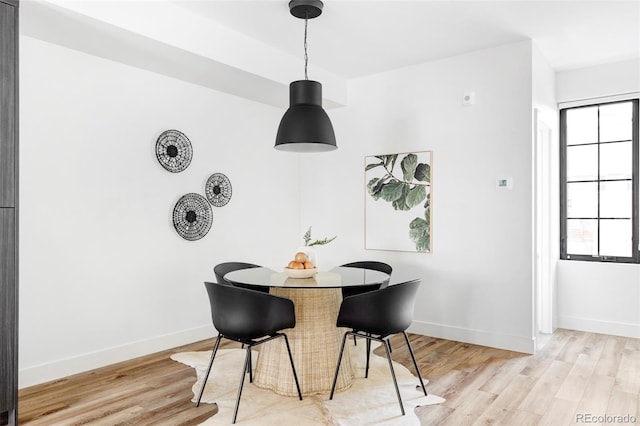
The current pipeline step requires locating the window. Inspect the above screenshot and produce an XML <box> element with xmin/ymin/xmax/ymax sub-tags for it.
<box><xmin>560</xmin><ymin>99</ymin><xmax>639</xmax><ymax>263</ymax></box>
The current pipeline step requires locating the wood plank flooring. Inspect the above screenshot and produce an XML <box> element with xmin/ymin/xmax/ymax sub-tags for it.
<box><xmin>18</xmin><ymin>329</ymin><xmax>640</xmax><ymax>425</ymax></box>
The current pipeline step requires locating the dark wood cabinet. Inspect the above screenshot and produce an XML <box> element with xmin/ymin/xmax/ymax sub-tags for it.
<box><xmin>0</xmin><ymin>0</ymin><xmax>17</xmax><ymax>207</ymax></box>
<box><xmin>0</xmin><ymin>210</ymin><xmax>16</xmax><ymax>425</ymax></box>
<box><xmin>0</xmin><ymin>1</ymin><xmax>18</xmax><ymax>425</ymax></box>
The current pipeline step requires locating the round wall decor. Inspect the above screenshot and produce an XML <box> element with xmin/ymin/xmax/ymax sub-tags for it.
<box><xmin>156</xmin><ymin>130</ymin><xmax>193</xmax><ymax>173</ymax></box>
<box><xmin>173</xmin><ymin>193</ymin><xmax>212</xmax><ymax>241</ymax></box>
<box><xmin>205</xmin><ymin>173</ymin><xmax>232</xmax><ymax>207</ymax></box>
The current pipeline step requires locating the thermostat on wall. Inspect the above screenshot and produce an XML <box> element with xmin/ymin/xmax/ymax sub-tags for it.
<box><xmin>497</xmin><ymin>177</ymin><xmax>513</xmax><ymax>189</ymax></box>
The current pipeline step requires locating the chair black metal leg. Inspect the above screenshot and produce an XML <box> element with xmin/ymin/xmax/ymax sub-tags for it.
<box><xmin>282</xmin><ymin>334</ymin><xmax>303</xmax><ymax>400</ymax></box>
<box><xmin>353</xmin><ymin>334</ymin><xmax>357</xmax><ymax>346</ymax></box>
<box><xmin>231</xmin><ymin>347</ymin><xmax>251</xmax><ymax>424</ymax></box>
<box><xmin>383</xmin><ymin>339</ymin><xmax>405</xmax><ymax>416</ymax></box>
<box><xmin>329</xmin><ymin>332</ymin><xmax>349</xmax><ymax>400</ymax></box>
<box><xmin>196</xmin><ymin>334</ymin><xmax>222</xmax><ymax>407</ymax></box>
<box><xmin>365</xmin><ymin>337</ymin><xmax>371</xmax><ymax>378</ymax></box>
<box><xmin>248</xmin><ymin>348</ymin><xmax>253</xmax><ymax>383</ymax></box>
<box><xmin>403</xmin><ymin>331</ymin><xmax>427</xmax><ymax>396</ymax></box>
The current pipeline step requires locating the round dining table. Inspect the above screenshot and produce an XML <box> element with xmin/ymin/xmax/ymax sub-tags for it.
<box><xmin>224</xmin><ymin>266</ymin><xmax>390</xmax><ymax>397</ymax></box>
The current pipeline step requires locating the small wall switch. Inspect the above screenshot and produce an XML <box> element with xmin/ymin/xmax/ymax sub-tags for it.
<box><xmin>497</xmin><ymin>177</ymin><xmax>513</xmax><ymax>189</ymax></box>
<box><xmin>463</xmin><ymin>91</ymin><xmax>476</xmax><ymax>106</ymax></box>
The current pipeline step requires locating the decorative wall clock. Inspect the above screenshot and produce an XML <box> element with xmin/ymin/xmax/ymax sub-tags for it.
<box><xmin>205</xmin><ymin>173</ymin><xmax>232</xmax><ymax>207</ymax></box>
<box><xmin>172</xmin><ymin>193</ymin><xmax>212</xmax><ymax>241</ymax></box>
<box><xmin>156</xmin><ymin>129</ymin><xmax>193</xmax><ymax>173</ymax></box>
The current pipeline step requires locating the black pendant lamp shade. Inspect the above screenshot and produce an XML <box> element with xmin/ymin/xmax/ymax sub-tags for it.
<box><xmin>275</xmin><ymin>80</ymin><xmax>336</xmax><ymax>152</ymax></box>
<box><xmin>275</xmin><ymin>0</ymin><xmax>337</xmax><ymax>152</ymax></box>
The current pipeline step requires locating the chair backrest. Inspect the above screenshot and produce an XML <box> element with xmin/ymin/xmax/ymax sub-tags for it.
<box><xmin>214</xmin><ymin>262</ymin><xmax>261</xmax><ymax>284</ymax></box>
<box><xmin>340</xmin><ymin>261</ymin><xmax>392</xmax><ymax>275</ymax></box>
<box><xmin>204</xmin><ymin>281</ymin><xmax>295</xmax><ymax>340</ymax></box>
<box><xmin>337</xmin><ymin>279</ymin><xmax>421</xmax><ymax>337</ymax></box>
<box><xmin>340</xmin><ymin>261</ymin><xmax>392</xmax><ymax>298</ymax></box>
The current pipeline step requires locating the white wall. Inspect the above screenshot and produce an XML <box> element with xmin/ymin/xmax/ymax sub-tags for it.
<box><xmin>19</xmin><ymin>36</ymin><xmax>301</xmax><ymax>387</ymax></box>
<box><xmin>558</xmin><ymin>262</ymin><xmax>639</xmax><ymax>338</ymax></box>
<box><xmin>555</xmin><ymin>58</ymin><xmax>640</xmax><ymax>339</ymax></box>
<box><xmin>556</xmin><ymin>58</ymin><xmax>640</xmax><ymax>103</ymax></box>
<box><xmin>298</xmin><ymin>41</ymin><xmax>536</xmax><ymax>353</ymax></box>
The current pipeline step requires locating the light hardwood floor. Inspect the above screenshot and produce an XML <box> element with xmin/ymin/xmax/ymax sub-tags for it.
<box><xmin>18</xmin><ymin>329</ymin><xmax>640</xmax><ymax>425</ymax></box>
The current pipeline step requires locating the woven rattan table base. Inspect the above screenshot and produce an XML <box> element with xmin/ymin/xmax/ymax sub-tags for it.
<box><xmin>253</xmin><ymin>288</ymin><xmax>354</xmax><ymax>396</ymax></box>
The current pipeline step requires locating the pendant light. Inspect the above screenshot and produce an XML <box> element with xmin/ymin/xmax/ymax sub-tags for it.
<box><xmin>275</xmin><ymin>0</ymin><xmax>337</xmax><ymax>152</ymax></box>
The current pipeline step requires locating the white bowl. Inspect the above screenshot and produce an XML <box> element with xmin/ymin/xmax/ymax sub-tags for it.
<box><xmin>284</xmin><ymin>267</ymin><xmax>317</xmax><ymax>279</ymax></box>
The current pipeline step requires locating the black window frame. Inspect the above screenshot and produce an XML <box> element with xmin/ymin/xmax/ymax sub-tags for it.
<box><xmin>560</xmin><ymin>98</ymin><xmax>640</xmax><ymax>263</ymax></box>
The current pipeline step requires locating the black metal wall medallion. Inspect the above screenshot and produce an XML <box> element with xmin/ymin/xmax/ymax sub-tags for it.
<box><xmin>173</xmin><ymin>193</ymin><xmax>212</xmax><ymax>241</ymax></box>
<box><xmin>205</xmin><ymin>173</ymin><xmax>232</xmax><ymax>207</ymax></box>
<box><xmin>156</xmin><ymin>130</ymin><xmax>193</xmax><ymax>173</ymax></box>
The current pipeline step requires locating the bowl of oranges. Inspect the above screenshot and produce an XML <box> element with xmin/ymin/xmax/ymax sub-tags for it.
<box><xmin>284</xmin><ymin>252</ymin><xmax>317</xmax><ymax>278</ymax></box>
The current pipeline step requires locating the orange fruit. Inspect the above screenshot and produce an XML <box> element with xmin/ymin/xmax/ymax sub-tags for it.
<box><xmin>303</xmin><ymin>261</ymin><xmax>314</xmax><ymax>269</ymax></box>
<box><xmin>291</xmin><ymin>261</ymin><xmax>305</xmax><ymax>270</ymax></box>
<box><xmin>295</xmin><ymin>252</ymin><xmax>308</xmax><ymax>262</ymax></box>
<box><xmin>287</xmin><ymin>260</ymin><xmax>297</xmax><ymax>269</ymax></box>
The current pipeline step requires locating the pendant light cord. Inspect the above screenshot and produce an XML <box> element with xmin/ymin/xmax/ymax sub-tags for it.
<box><xmin>304</xmin><ymin>14</ymin><xmax>309</xmax><ymax>80</ymax></box>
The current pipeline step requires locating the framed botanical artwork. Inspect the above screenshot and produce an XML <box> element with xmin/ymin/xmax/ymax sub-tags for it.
<box><xmin>365</xmin><ymin>151</ymin><xmax>432</xmax><ymax>253</ymax></box>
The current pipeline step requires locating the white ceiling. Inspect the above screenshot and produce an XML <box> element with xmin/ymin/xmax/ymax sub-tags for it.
<box><xmin>172</xmin><ymin>0</ymin><xmax>640</xmax><ymax>79</ymax></box>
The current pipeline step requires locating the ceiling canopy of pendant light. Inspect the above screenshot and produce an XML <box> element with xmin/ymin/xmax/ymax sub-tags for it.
<box><xmin>275</xmin><ymin>0</ymin><xmax>337</xmax><ymax>152</ymax></box>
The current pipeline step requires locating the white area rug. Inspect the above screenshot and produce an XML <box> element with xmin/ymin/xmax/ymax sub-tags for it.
<box><xmin>172</xmin><ymin>340</ymin><xmax>445</xmax><ymax>425</ymax></box>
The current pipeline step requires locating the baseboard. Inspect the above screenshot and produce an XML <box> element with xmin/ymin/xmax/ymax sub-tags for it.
<box><xmin>19</xmin><ymin>325</ymin><xmax>214</xmax><ymax>389</ymax></box>
<box><xmin>409</xmin><ymin>320</ymin><xmax>535</xmax><ymax>354</ymax></box>
<box><xmin>558</xmin><ymin>315</ymin><xmax>640</xmax><ymax>339</ymax></box>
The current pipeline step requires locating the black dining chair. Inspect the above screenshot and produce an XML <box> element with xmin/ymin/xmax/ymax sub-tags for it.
<box><xmin>214</xmin><ymin>261</ymin><xmax>269</xmax><ymax>293</ymax></box>
<box><xmin>197</xmin><ymin>281</ymin><xmax>303</xmax><ymax>423</ymax></box>
<box><xmin>340</xmin><ymin>261</ymin><xmax>392</xmax><ymax>298</ymax></box>
<box><xmin>329</xmin><ymin>279</ymin><xmax>427</xmax><ymax>416</ymax></box>
<box><xmin>340</xmin><ymin>261</ymin><xmax>392</xmax><ymax>346</ymax></box>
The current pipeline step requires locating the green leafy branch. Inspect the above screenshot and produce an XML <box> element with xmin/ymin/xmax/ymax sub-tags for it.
<box><xmin>366</xmin><ymin>153</ymin><xmax>431</xmax><ymax>211</ymax></box>
<box><xmin>366</xmin><ymin>153</ymin><xmax>431</xmax><ymax>252</ymax></box>
<box><xmin>376</xmin><ymin>154</ymin><xmax>431</xmax><ymax>187</ymax></box>
<box><xmin>409</xmin><ymin>193</ymin><xmax>430</xmax><ymax>252</ymax></box>
<box><xmin>303</xmin><ymin>226</ymin><xmax>337</xmax><ymax>247</ymax></box>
